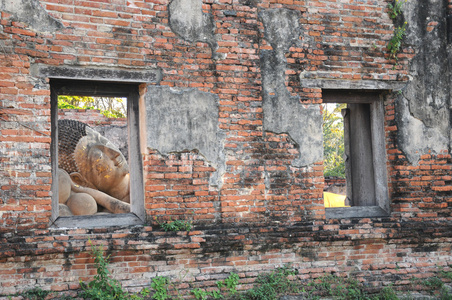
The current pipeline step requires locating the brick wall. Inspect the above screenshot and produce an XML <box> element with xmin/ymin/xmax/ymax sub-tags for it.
<box><xmin>1</xmin><ymin>0</ymin><xmax>452</xmax><ymax>297</ymax></box>
<box><xmin>324</xmin><ymin>177</ymin><xmax>345</xmax><ymax>195</ymax></box>
<box><xmin>58</xmin><ymin>109</ymin><xmax>127</xmax><ymax>128</ymax></box>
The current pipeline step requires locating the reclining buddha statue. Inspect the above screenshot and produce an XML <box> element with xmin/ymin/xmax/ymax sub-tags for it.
<box><xmin>57</xmin><ymin>119</ymin><xmax>130</xmax><ymax>216</ymax></box>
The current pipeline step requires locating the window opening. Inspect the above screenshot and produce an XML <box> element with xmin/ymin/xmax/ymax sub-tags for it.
<box><xmin>322</xmin><ymin>103</ymin><xmax>348</xmax><ymax>208</ymax></box>
<box><xmin>51</xmin><ymin>80</ymin><xmax>145</xmax><ymax>227</ymax></box>
<box><xmin>57</xmin><ymin>96</ymin><xmax>129</xmax><ymax>216</ymax></box>
<box><xmin>322</xmin><ymin>90</ymin><xmax>389</xmax><ymax>218</ymax></box>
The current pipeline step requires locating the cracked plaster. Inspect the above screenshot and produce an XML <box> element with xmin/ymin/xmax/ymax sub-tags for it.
<box><xmin>395</xmin><ymin>0</ymin><xmax>451</xmax><ymax>164</ymax></box>
<box><xmin>145</xmin><ymin>86</ymin><xmax>225</xmax><ymax>187</ymax></box>
<box><xmin>260</xmin><ymin>8</ymin><xmax>323</xmax><ymax>168</ymax></box>
<box><xmin>1</xmin><ymin>0</ymin><xmax>63</xmax><ymax>32</ymax></box>
<box><xmin>168</xmin><ymin>0</ymin><xmax>217</xmax><ymax>54</ymax></box>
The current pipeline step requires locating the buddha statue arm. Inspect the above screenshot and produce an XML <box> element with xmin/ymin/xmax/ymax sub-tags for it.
<box><xmin>70</xmin><ymin>183</ymin><xmax>130</xmax><ymax>214</ymax></box>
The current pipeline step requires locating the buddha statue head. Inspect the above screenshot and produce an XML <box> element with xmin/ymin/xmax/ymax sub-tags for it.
<box><xmin>58</xmin><ymin>120</ymin><xmax>130</xmax><ymax>202</ymax></box>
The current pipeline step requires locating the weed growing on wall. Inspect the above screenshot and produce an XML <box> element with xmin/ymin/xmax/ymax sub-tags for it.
<box><xmin>155</xmin><ymin>217</ymin><xmax>193</xmax><ymax>232</ymax></box>
<box><xmin>192</xmin><ymin>273</ymin><xmax>239</xmax><ymax>300</ymax></box>
<box><xmin>439</xmin><ymin>267</ymin><xmax>452</xmax><ymax>280</ymax></box>
<box><xmin>378</xmin><ymin>285</ymin><xmax>399</xmax><ymax>300</ymax></box>
<box><xmin>386</xmin><ymin>0</ymin><xmax>408</xmax><ymax>63</ymax></box>
<box><xmin>20</xmin><ymin>287</ymin><xmax>52</xmax><ymax>300</ymax></box>
<box><xmin>151</xmin><ymin>276</ymin><xmax>172</xmax><ymax>300</ymax></box>
<box><xmin>223</xmin><ymin>273</ymin><xmax>239</xmax><ymax>296</ymax></box>
<box><xmin>79</xmin><ymin>244</ymin><xmax>150</xmax><ymax>300</ymax></box>
<box><xmin>308</xmin><ymin>274</ymin><xmax>367</xmax><ymax>299</ymax></box>
<box><xmin>241</xmin><ymin>266</ymin><xmax>299</xmax><ymax>300</ymax></box>
<box><xmin>387</xmin><ymin>22</ymin><xmax>407</xmax><ymax>59</ymax></box>
<box><xmin>387</xmin><ymin>0</ymin><xmax>405</xmax><ymax>19</ymax></box>
<box><xmin>411</xmin><ymin>269</ymin><xmax>452</xmax><ymax>299</ymax></box>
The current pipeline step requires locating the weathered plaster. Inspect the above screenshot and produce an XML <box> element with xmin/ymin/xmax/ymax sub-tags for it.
<box><xmin>168</xmin><ymin>0</ymin><xmax>216</xmax><ymax>52</ymax></box>
<box><xmin>0</xmin><ymin>0</ymin><xmax>63</xmax><ymax>32</ymax></box>
<box><xmin>145</xmin><ymin>86</ymin><xmax>225</xmax><ymax>187</ymax></box>
<box><xmin>260</xmin><ymin>8</ymin><xmax>322</xmax><ymax>167</ymax></box>
<box><xmin>449</xmin><ymin>17</ymin><xmax>452</xmax><ymax>154</ymax></box>
<box><xmin>395</xmin><ymin>0</ymin><xmax>450</xmax><ymax>164</ymax></box>
<box><xmin>396</xmin><ymin>95</ymin><xmax>448</xmax><ymax>164</ymax></box>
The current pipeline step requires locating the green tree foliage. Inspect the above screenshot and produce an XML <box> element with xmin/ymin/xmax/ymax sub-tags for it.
<box><xmin>322</xmin><ymin>103</ymin><xmax>346</xmax><ymax>178</ymax></box>
<box><xmin>58</xmin><ymin>95</ymin><xmax>126</xmax><ymax>118</ymax></box>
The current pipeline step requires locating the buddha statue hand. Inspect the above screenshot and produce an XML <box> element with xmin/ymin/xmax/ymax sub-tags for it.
<box><xmin>71</xmin><ymin>182</ymin><xmax>131</xmax><ymax>214</ymax></box>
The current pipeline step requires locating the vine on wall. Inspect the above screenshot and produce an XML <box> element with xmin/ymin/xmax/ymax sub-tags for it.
<box><xmin>387</xmin><ymin>22</ymin><xmax>407</xmax><ymax>59</ymax></box>
<box><xmin>387</xmin><ymin>0</ymin><xmax>408</xmax><ymax>62</ymax></box>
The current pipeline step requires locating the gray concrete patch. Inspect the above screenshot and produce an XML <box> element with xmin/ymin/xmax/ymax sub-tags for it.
<box><xmin>395</xmin><ymin>0</ymin><xmax>451</xmax><ymax>164</ymax></box>
<box><xmin>0</xmin><ymin>0</ymin><xmax>63</xmax><ymax>32</ymax></box>
<box><xmin>259</xmin><ymin>8</ymin><xmax>302</xmax><ymax>51</ymax></box>
<box><xmin>145</xmin><ymin>86</ymin><xmax>225</xmax><ymax>187</ymax></box>
<box><xmin>168</xmin><ymin>0</ymin><xmax>216</xmax><ymax>51</ymax></box>
<box><xmin>396</xmin><ymin>95</ymin><xmax>448</xmax><ymax>164</ymax></box>
<box><xmin>260</xmin><ymin>8</ymin><xmax>323</xmax><ymax>167</ymax></box>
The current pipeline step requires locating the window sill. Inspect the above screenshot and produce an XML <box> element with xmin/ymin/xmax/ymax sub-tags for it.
<box><xmin>51</xmin><ymin>213</ymin><xmax>144</xmax><ymax>229</ymax></box>
<box><xmin>325</xmin><ymin>206</ymin><xmax>389</xmax><ymax>219</ymax></box>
